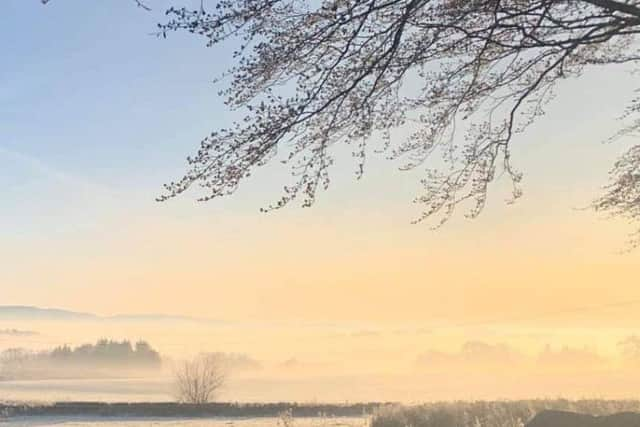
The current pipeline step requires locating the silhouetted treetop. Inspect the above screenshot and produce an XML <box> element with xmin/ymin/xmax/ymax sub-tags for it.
<box><xmin>46</xmin><ymin>339</ymin><xmax>161</xmax><ymax>366</ymax></box>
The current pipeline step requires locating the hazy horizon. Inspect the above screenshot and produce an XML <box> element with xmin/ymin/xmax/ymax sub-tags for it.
<box><xmin>3</xmin><ymin>0</ymin><xmax>640</xmax><ymax>406</ymax></box>
<box><xmin>3</xmin><ymin>304</ymin><xmax>640</xmax><ymax>402</ymax></box>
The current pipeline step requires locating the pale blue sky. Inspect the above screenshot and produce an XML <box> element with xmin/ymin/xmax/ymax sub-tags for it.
<box><xmin>2</xmin><ymin>0</ymin><xmax>639</xmax><ymax>321</ymax></box>
<box><xmin>2</xmin><ymin>1</ymin><xmax>236</xmax><ymax>230</ymax></box>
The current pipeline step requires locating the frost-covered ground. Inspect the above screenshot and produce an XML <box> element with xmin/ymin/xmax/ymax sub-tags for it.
<box><xmin>0</xmin><ymin>376</ymin><xmax>412</xmax><ymax>403</ymax></box>
<box><xmin>1</xmin><ymin>416</ymin><xmax>368</xmax><ymax>427</ymax></box>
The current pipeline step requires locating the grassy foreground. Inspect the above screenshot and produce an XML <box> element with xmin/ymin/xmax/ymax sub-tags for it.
<box><xmin>0</xmin><ymin>401</ymin><xmax>380</xmax><ymax>419</ymax></box>
<box><xmin>371</xmin><ymin>400</ymin><xmax>640</xmax><ymax>427</ymax></box>
<box><xmin>2</xmin><ymin>399</ymin><xmax>640</xmax><ymax>423</ymax></box>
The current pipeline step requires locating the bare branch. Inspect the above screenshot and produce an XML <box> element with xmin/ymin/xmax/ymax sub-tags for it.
<box><xmin>156</xmin><ymin>0</ymin><xmax>639</xmax><ymax>240</ymax></box>
<box><xmin>581</xmin><ymin>0</ymin><xmax>640</xmax><ymax>19</ymax></box>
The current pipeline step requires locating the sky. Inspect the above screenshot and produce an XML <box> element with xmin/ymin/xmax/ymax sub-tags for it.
<box><xmin>2</xmin><ymin>0</ymin><xmax>640</xmax><ymax>401</ymax></box>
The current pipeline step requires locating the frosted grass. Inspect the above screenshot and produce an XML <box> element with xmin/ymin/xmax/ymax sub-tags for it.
<box><xmin>1</xmin><ymin>415</ymin><xmax>368</xmax><ymax>427</ymax></box>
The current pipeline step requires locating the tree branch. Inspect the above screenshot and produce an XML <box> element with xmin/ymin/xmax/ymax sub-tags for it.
<box><xmin>580</xmin><ymin>0</ymin><xmax>640</xmax><ymax>19</ymax></box>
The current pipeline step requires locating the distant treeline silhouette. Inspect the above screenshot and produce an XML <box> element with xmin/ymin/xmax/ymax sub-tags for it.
<box><xmin>48</xmin><ymin>339</ymin><xmax>161</xmax><ymax>366</ymax></box>
<box><xmin>0</xmin><ymin>339</ymin><xmax>161</xmax><ymax>380</ymax></box>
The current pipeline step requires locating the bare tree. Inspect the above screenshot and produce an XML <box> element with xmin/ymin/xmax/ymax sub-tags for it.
<box><xmin>173</xmin><ymin>354</ymin><xmax>226</xmax><ymax>404</ymax></box>
<box><xmin>152</xmin><ymin>1</ymin><xmax>640</xmax><ymax>237</ymax></box>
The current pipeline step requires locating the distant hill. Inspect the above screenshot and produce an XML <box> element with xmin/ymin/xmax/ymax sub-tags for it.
<box><xmin>0</xmin><ymin>305</ymin><xmax>217</xmax><ymax>324</ymax></box>
<box><xmin>108</xmin><ymin>313</ymin><xmax>208</xmax><ymax>323</ymax></box>
<box><xmin>0</xmin><ymin>306</ymin><xmax>95</xmax><ymax>321</ymax></box>
<box><xmin>0</xmin><ymin>328</ymin><xmax>39</xmax><ymax>336</ymax></box>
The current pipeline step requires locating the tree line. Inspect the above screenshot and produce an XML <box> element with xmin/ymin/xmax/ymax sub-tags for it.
<box><xmin>0</xmin><ymin>339</ymin><xmax>161</xmax><ymax>380</ymax></box>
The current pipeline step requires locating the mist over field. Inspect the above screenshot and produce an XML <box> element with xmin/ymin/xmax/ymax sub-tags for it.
<box><xmin>1</xmin><ymin>306</ymin><xmax>640</xmax><ymax>403</ymax></box>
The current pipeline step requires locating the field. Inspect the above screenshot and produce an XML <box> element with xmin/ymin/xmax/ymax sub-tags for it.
<box><xmin>370</xmin><ymin>400</ymin><xmax>640</xmax><ymax>427</ymax></box>
<box><xmin>0</xmin><ymin>415</ymin><xmax>368</xmax><ymax>427</ymax></box>
<box><xmin>4</xmin><ymin>399</ymin><xmax>640</xmax><ymax>427</ymax></box>
<box><xmin>0</xmin><ymin>403</ymin><xmax>374</xmax><ymax>427</ymax></box>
